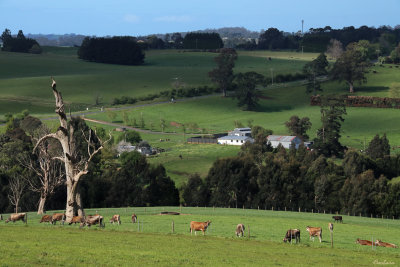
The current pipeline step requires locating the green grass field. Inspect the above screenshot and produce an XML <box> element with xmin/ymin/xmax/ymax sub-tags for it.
<box><xmin>1</xmin><ymin>207</ymin><xmax>399</xmax><ymax>266</ymax></box>
<box><xmin>0</xmin><ymin>47</ymin><xmax>315</xmax><ymax>115</ymax></box>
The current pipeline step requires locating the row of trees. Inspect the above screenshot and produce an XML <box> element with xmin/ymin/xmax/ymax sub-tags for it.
<box><xmin>182</xmin><ymin>128</ymin><xmax>400</xmax><ymax>216</ymax></box>
<box><xmin>1</xmin><ymin>29</ymin><xmax>42</xmax><ymax>54</ymax></box>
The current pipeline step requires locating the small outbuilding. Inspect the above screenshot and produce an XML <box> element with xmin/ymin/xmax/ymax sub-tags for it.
<box><xmin>267</xmin><ymin>135</ymin><xmax>302</xmax><ymax>149</ymax></box>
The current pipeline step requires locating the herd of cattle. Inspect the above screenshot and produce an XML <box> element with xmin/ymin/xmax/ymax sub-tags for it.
<box><xmin>1</xmin><ymin>213</ymin><xmax>397</xmax><ymax>248</ymax></box>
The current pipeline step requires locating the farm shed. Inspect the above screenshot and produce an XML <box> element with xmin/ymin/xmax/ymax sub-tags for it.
<box><xmin>218</xmin><ymin>135</ymin><xmax>254</xmax><ymax>146</ymax></box>
<box><xmin>267</xmin><ymin>135</ymin><xmax>302</xmax><ymax>149</ymax></box>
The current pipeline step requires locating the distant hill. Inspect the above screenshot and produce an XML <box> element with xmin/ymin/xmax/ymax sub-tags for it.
<box><xmin>26</xmin><ymin>27</ymin><xmax>260</xmax><ymax>47</ymax></box>
<box><xmin>192</xmin><ymin>27</ymin><xmax>259</xmax><ymax>39</ymax></box>
<box><xmin>26</xmin><ymin>33</ymin><xmax>86</xmax><ymax>47</ymax></box>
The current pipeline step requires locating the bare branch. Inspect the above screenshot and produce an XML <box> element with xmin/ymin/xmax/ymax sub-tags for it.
<box><xmin>33</xmin><ymin>133</ymin><xmax>60</xmax><ymax>153</ymax></box>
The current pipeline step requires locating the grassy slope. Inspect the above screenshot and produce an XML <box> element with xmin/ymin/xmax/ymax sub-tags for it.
<box><xmin>1</xmin><ymin>207</ymin><xmax>399</xmax><ymax>266</ymax></box>
<box><xmin>0</xmin><ymin>48</ymin><xmax>315</xmax><ymax>115</ymax></box>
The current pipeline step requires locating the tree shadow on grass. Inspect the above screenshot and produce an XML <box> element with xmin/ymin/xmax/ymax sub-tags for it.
<box><xmin>255</xmin><ymin>104</ymin><xmax>293</xmax><ymax>113</ymax></box>
<box><xmin>355</xmin><ymin>86</ymin><xmax>389</xmax><ymax>93</ymax></box>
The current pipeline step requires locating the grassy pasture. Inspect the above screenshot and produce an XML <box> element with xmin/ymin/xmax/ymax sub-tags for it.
<box><xmin>0</xmin><ymin>48</ymin><xmax>313</xmax><ymax>115</ymax></box>
<box><xmin>1</xmin><ymin>207</ymin><xmax>399</xmax><ymax>266</ymax></box>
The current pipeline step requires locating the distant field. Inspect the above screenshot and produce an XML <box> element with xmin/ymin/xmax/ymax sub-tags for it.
<box><xmin>0</xmin><ymin>47</ymin><xmax>313</xmax><ymax>115</ymax></box>
<box><xmin>1</xmin><ymin>207</ymin><xmax>399</xmax><ymax>266</ymax></box>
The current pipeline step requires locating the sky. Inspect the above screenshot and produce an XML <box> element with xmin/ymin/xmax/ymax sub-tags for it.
<box><xmin>1</xmin><ymin>0</ymin><xmax>399</xmax><ymax>36</ymax></box>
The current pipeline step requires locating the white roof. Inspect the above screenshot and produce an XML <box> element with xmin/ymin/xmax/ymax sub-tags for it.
<box><xmin>218</xmin><ymin>135</ymin><xmax>253</xmax><ymax>141</ymax></box>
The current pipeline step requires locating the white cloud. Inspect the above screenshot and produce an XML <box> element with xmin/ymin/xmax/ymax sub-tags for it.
<box><xmin>124</xmin><ymin>14</ymin><xmax>140</xmax><ymax>23</ymax></box>
<box><xmin>154</xmin><ymin>15</ymin><xmax>191</xmax><ymax>23</ymax></box>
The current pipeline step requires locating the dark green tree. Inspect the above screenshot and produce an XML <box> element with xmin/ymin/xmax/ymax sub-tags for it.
<box><xmin>234</xmin><ymin>72</ymin><xmax>265</xmax><ymax>111</ymax></box>
<box><xmin>331</xmin><ymin>42</ymin><xmax>370</xmax><ymax>93</ymax></box>
<box><xmin>118</xmin><ymin>130</ymin><xmax>142</xmax><ymax>144</ymax></box>
<box><xmin>209</xmin><ymin>48</ymin><xmax>238</xmax><ymax>97</ymax></box>
<box><xmin>313</xmin><ymin>96</ymin><xmax>347</xmax><ymax>157</ymax></box>
<box><xmin>284</xmin><ymin>115</ymin><xmax>312</xmax><ymax>140</ymax></box>
<box><xmin>182</xmin><ymin>174</ymin><xmax>209</xmax><ymax>206</ymax></box>
<box><xmin>366</xmin><ymin>134</ymin><xmax>390</xmax><ymax>160</ymax></box>
<box><xmin>303</xmin><ymin>53</ymin><xmax>328</xmax><ymax>95</ymax></box>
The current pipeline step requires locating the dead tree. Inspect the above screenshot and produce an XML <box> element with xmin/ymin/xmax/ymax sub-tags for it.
<box><xmin>34</xmin><ymin>78</ymin><xmax>110</xmax><ymax>222</ymax></box>
<box><xmin>8</xmin><ymin>173</ymin><xmax>26</xmax><ymax>213</ymax></box>
<box><xmin>21</xmin><ymin>126</ymin><xmax>65</xmax><ymax>214</ymax></box>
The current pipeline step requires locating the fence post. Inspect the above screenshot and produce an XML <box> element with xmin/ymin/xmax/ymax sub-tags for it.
<box><xmin>299</xmin><ymin>207</ymin><xmax>301</xmax><ymax>212</ymax></box>
<box><xmin>137</xmin><ymin>219</ymin><xmax>140</xmax><ymax>232</ymax></box>
<box><xmin>285</xmin><ymin>207</ymin><xmax>287</xmax><ymax>212</ymax></box>
<box><xmin>272</xmin><ymin>207</ymin><xmax>274</xmax><ymax>211</ymax></box>
<box><xmin>324</xmin><ymin>210</ymin><xmax>325</xmax><ymax>214</ymax></box>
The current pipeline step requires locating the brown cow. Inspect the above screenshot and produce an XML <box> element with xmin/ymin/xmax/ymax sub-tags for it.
<box><xmin>375</xmin><ymin>240</ymin><xmax>398</xmax><ymax>248</ymax></box>
<box><xmin>132</xmin><ymin>213</ymin><xmax>137</xmax><ymax>223</ymax></box>
<box><xmin>40</xmin><ymin>215</ymin><xmax>52</xmax><ymax>223</ymax></box>
<box><xmin>69</xmin><ymin>216</ymin><xmax>84</xmax><ymax>225</ymax></box>
<box><xmin>5</xmin><ymin>213</ymin><xmax>27</xmax><ymax>223</ymax></box>
<box><xmin>190</xmin><ymin>220</ymin><xmax>211</xmax><ymax>235</ymax></box>
<box><xmin>235</xmin><ymin>224</ymin><xmax>245</xmax><ymax>237</ymax></box>
<box><xmin>51</xmin><ymin>213</ymin><xmax>65</xmax><ymax>225</ymax></box>
<box><xmin>332</xmin><ymin>216</ymin><xmax>343</xmax><ymax>223</ymax></box>
<box><xmin>283</xmin><ymin>229</ymin><xmax>301</xmax><ymax>243</ymax></box>
<box><xmin>356</xmin><ymin>238</ymin><xmax>373</xmax><ymax>246</ymax></box>
<box><xmin>306</xmin><ymin>226</ymin><xmax>322</xmax><ymax>242</ymax></box>
<box><xmin>110</xmin><ymin>214</ymin><xmax>121</xmax><ymax>225</ymax></box>
<box><xmin>80</xmin><ymin>214</ymin><xmax>105</xmax><ymax>228</ymax></box>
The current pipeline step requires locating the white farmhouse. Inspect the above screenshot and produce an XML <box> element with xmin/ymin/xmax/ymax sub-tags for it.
<box><xmin>218</xmin><ymin>135</ymin><xmax>254</xmax><ymax>146</ymax></box>
<box><xmin>267</xmin><ymin>135</ymin><xmax>303</xmax><ymax>149</ymax></box>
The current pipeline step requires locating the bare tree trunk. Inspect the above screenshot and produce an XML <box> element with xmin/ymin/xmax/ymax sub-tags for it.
<box><xmin>75</xmin><ymin>190</ymin><xmax>84</xmax><ymax>217</ymax></box>
<box><xmin>37</xmin><ymin>195</ymin><xmax>46</xmax><ymax>214</ymax></box>
<box><xmin>349</xmin><ymin>82</ymin><xmax>354</xmax><ymax>93</ymax></box>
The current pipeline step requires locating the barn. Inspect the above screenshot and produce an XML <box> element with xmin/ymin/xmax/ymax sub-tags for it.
<box><xmin>267</xmin><ymin>135</ymin><xmax>302</xmax><ymax>149</ymax></box>
<box><xmin>218</xmin><ymin>135</ymin><xmax>254</xmax><ymax>146</ymax></box>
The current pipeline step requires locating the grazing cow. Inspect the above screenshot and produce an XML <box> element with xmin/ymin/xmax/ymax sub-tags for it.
<box><xmin>355</xmin><ymin>238</ymin><xmax>373</xmax><ymax>246</ymax></box>
<box><xmin>235</xmin><ymin>224</ymin><xmax>245</xmax><ymax>237</ymax></box>
<box><xmin>283</xmin><ymin>229</ymin><xmax>301</xmax><ymax>243</ymax></box>
<box><xmin>306</xmin><ymin>226</ymin><xmax>322</xmax><ymax>243</ymax></box>
<box><xmin>51</xmin><ymin>213</ymin><xmax>65</xmax><ymax>225</ymax></box>
<box><xmin>40</xmin><ymin>215</ymin><xmax>52</xmax><ymax>223</ymax></box>
<box><xmin>132</xmin><ymin>213</ymin><xmax>137</xmax><ymax>223</ymax></box>
<box><xmin>80</xmin><ymin>214</ymin><xmax>105</xmax><ymax>228</ymax></box>
<box><xmin>190</xmin><ymin>220</ymin><xmax>211</xmax><ymax>236</ymax></box>
<box><xmin>5</xmin><ymin>213</ymin><xmax>27</xmax><ymax>223</ymax></box>
<box><xmin>69</xmin><ymin>216</ymin><xmax>84</xmax><ymax>225</ymax></box>
<box><xmin>375</xmin><ymin>240</ymin><xmax>398</xmax><ymax>248</ymax></box>
<box><xmin>332</xmin><ymin>216</ymin><xmax>343</xmax><ymax>223</ymax></box>
<box><xmin>110</xmin><ymin>214</ymin><xmax>121</xmax><ymax>225</ymax></box>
